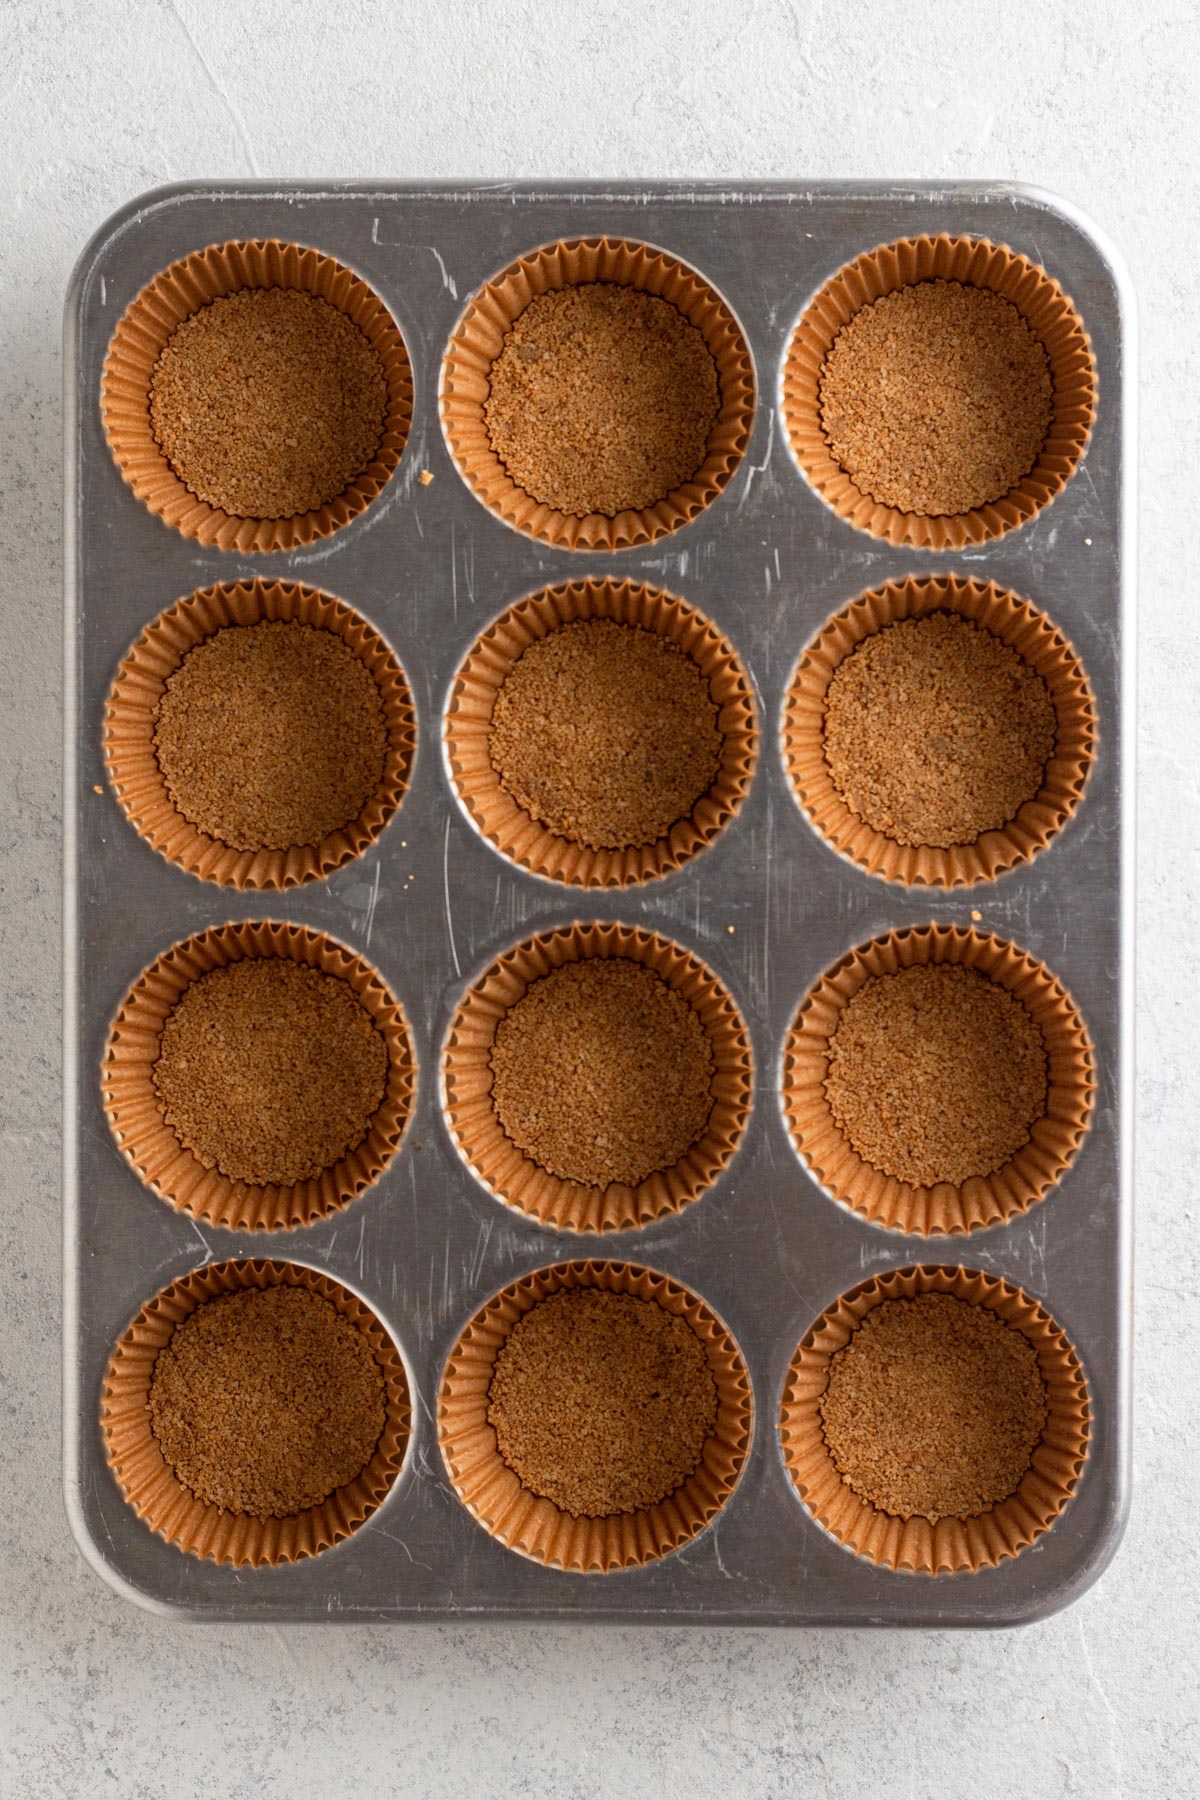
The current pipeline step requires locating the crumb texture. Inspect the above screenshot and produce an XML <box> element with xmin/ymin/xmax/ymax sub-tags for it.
<box><xmin>819</xmin><ymin>280</ymin><xmax>1053</xmax><ymax>516</ymax></box>
<box><xmin>819</xmin><ymin>1293</ymin><xmax>1048</xmax><ymax>1521</ymax></box>
<box><xmin>152</xmin><ymin>958</ymin><xmax>388</xmax><ymax>1187</ymax></box>
<box><xmin>822</xmin><ymin>613</ymin><xmax>1057</xmax><ymax>848</ymax></box>
<box><xmin>487</xmin><ymin>1288</ymin><xmax>718</xmax><ymax>1517</ymax></box>
<box><xmin>147</xmin><ymin>1284</ymin><xmax>386</xmax><ymax>1518</ymax></box>
<box><xmin>149</xmin><ymin>287</ymin><xmax>389</xmax><ymax>519</ymax></box>
<box><xmin>489</xmin><ymin>619</ymin><xmax>723</xmax><ymax>850</ymax></box>
<box><xmin>153</xmin><ymin>620</ymin><xmax>388</xmax><ymax>852</ymax></box>
<box><xmin>489</xmin><ymin>958</ymin><xmax>714</xmax><ymax>1189</ymax></box>
<box><xmin>824</xmin><ymin>963</ymin><xmax>1048</xmax><ymax>1187</ymax></box>
<box><xmin>484</xmin><ymin>283</ymin><xmax>720</xmax><ymax>516</ymax></box>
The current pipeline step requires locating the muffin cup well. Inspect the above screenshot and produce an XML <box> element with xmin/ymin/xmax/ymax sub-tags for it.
<box><xmin>101</xmin><ymin>1258</ymin><xmax>411</xmax><ymax>1567</ymax></box>
<box><xmin>783</xmin><ymin>575</ymin><xmax>1097</xmax><ymax>888</ymax></box>
<box><xmin>783</xmin><ymin>925</ymin><xmax>1094</xmax><ymax>1235</ymax></box>
<box><xmin>438</xmin><ymin>1259</ymin><xmax>753</xmax><ymax>1572</ymax></box>
<box><xmin>100</xmin><ymin>239</ymin><xmax>413</xmax><ymax>552</ymax></box>
<box><xmin>779</xmin><ymin>1264</ymin><xmax>1090</xmax><ymax>1574</ymax></box>
<box><xmin>446</xmin><ymin>578</ymin><xmax>757</xmax><ymax>888</ymax></box>
<box><xmin>443</xmin><ymin>922</ymin><xmax>753</xmax><ymax>1232</ymax></box>
<box><xmin>441</xmin><ymin>237</ymin><xmax>755</xmax><ymax>551</ymax></box>
<box><xmin>782</xmin><ymin>234</ymin><xmax>1097</xmax><ymax>548</ymax></box>
<box><xmin>102</xmin><ymin>921</ymin><xmax>415</xmax><ymax>1231</ymax></box>
<box><xmin>104</xmin><ymin>580</ymin><xmax>416</xmax><ymax>890</ymax></box>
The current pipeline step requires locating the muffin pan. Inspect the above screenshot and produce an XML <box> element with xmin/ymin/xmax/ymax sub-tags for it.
<box><xmin>64</xmin><ymin>181</ymin><xmax>1132</xmax><ymax>1625</ymax></box>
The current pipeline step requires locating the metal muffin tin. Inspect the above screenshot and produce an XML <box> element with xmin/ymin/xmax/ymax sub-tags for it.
<box><xmin>64</xmin><ymin>181</ymin><xmax>1133</xmax><ymax>1626</ymax></box>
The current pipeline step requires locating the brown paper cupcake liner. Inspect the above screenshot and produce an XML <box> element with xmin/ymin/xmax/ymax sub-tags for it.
<box><xmin>779</xmin><ymin>1264</ymin><xmax>1091</xmax><ymax>1574</ymax></box>
<box><xmin>443</xmin><ymin>922</ymin><xmax>753</xmax><ymax>1232</ymax></box>
<box><xmin>103</xmin><ymin>580</ymin><xmax>416</xmax><ymax>890</ymax></box>
<box><xmin>441</xmin><ymin>236</ymin><xmax>755</xmax><ymax>550</ymax></box>
<box><xmin>102</xmin><ymin>921</ymin><xmax>415</xmax><ymax>1230</ymax></box>
<box><xmin>782</xmin><ymin>234</ymin><xmax>1097</xmax><ymax>548</ymax></box>
<box><xmin>101</xmin><ymin>239</ymin><xmax>413</xmax><ymax>552</ymax></box>
<box><xmin>783</xmin><ymin>575</ymin><xmax>1097</xmax><ymax>888</ymax></box>
<box><xmin>783</xmin><ymin>925</ymin><xmax>1094</xmax><ymax>1235</ymax></box>
<box><xmin>439</xmin><ymin>1259</ymin><xmax>753</xmax><ymax>1572</ymax></box>
<box><xmin>445</xmin><ymin>579</ymin><xmax>758</xmax><ymax>888</ymax></box>
<box><xmin>101</xmin><ymin>1258</ymin><xmax>411</xmax><ymax>1567</ymax></box>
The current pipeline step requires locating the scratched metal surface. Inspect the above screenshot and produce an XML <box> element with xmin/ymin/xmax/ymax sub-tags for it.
<box><xmin>63</xmin><ymin>182</ymin><xmax>1132</xmax><ymax>1625</ymax></box>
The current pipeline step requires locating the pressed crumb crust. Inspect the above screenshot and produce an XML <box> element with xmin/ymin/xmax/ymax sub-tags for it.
<box><xmin>152</xmin><ymin>958</ymin><xmax>388</xmax><ymax>1187</ymax></box>
<box><xmin>819</xmin><ymin>1293</ymin><xmax>1049</xmax><ymax>1521</ymax></box>
<box><xmin>488</xmin><ymin>619</ymin><xmax>723</xmax><ymax>851</ymax></box>
<box><xmin>487</xmin><ymin>1288</ymin><xmax>718</xmax><ymax>1517</ymax></box>
<box><xmin>147</xmin><ymin>1284</ymin><xmax>386</xmax><ymax>1518</ymax></box>
<box><xmin>488</xmin><ymin>958</ymin><xmax>715</xmax><ymax>1190</ymax></box>
<box><xmin>153</xmin><ymin>620</ymin><xmax>388</xmax><ymax>852</ymax></box>
<box><xmin>818</xmin><ymin>280</ymin><xmax>1053</xmax><ymax>517</ymax></box>
<box><xmin>149</xmin><ymin>287</ymin><xmax>389</xmax><ymax>520</ymax></box>
<box><xmin>824</xmin><ymin>964</ymin><xmax>1048</xmax><ymax>1188</ymax></box>
<box><xmin>822</xmin><ymin>613</ymin><xmax>1057</xmax><ymax>849</ymax></box>
<box><xmin>484</xmin><ymin>283</ymin><xmax>720</xmax><ymax>517</ymax></box>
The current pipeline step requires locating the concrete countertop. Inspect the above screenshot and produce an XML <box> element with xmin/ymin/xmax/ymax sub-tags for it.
<box><xmin>2</xmin><ymin>2</ymin><xmax>1196</xmax><ymax>1794</ymax></box>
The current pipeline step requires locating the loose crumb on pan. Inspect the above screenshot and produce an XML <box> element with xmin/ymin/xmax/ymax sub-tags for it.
<box><xmin>823</xmin><ymin>963</ymin><xmax>1048</xmax><ymax>1188</ymax></box>
<box><xmin>149</xmin><ymin>287</ymin><xmax>389</xmax><ymax>520</ymax></box>
<box><xmin>488</xmin><ymin>957</ymin><xmax>714</xmax><ymax>1190</ymax></box>
<box><xmin>147</xmin><ymin>1284</ymin><xmax>386</xmax><ymax>1518</ymax></box>
<box><xmin>821</xmin><ymin>612</ymin><xmax>1057</xmax><ymax>848</ymax></box>
<box><xmin>484</xmin><ymin>283</ymin><xmax>721</xmax><ymax>517</ymax></box>
<box><xmin>488</xmin><ymin>619</ymin><xmax>723</xmax><ymax>851</ymax></box>
<box><xmin>487</xmin><ymin>1287</ymin><xmax>718</xmax><ymax>1517</ymax></box>
<box><xmin>818</xmin><ymin>280</ymin><xmax>1053</xmax><ymax>516</ymax></box>
<box><xmin>153</xmin><ymin>620</ymin><xmax>389</xmax><ymax>852</ymax></box>
<box><xmin>819</xmin><ymin>1292</ymin><xmax>1048</xmax><ymax>1521</ymax></box>
<box><xmin>152</xmin><ymin>957</ymin><xmax>389</xmax><ymax>1187</ymax></box>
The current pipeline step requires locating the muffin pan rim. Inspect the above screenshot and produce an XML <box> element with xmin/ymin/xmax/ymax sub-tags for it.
<box><xmin>66</xmin><ymin>178</ymin><xmax>1132</xmax><ymax>1627</ymax></box>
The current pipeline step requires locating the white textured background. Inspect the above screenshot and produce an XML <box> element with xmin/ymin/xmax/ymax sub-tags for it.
<box><xmin>2</xmin><ymin>2</ymin><xmax>1197</xmax><ymax>1795</ymax></box>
